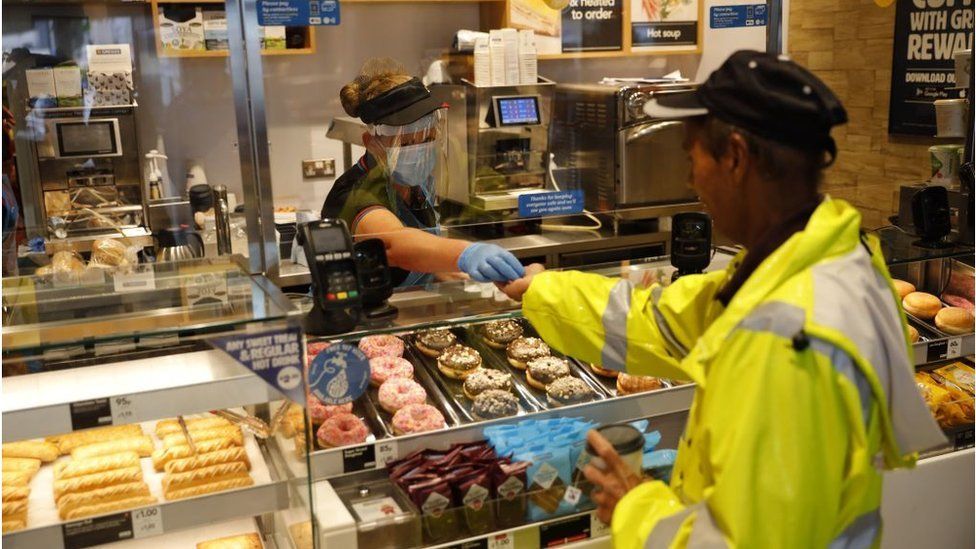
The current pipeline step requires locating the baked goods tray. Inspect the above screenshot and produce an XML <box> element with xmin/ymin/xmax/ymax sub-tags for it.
<box><xmin>571</xmin><ymin>359</ymin><xmax>676</xmax><ymax>399</ymax></box>
<box><xmin>3</xmin><ymin>419</ymin><xmax>285</xmax><ymax>549</ymax></box>
<box><xmin>403</xmin><ymin>332</ymin><xmax>540</xmax><ymax>423</ymax></box>
<box><xmin>459</xmin><ymin>320</ymin><xmax>610</xmax><ymax>409</ymax></box>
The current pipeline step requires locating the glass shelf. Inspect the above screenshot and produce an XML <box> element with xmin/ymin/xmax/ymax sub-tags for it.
<box><xmin>877</xmin><ymin>226</ymin><xmax>975</xmax><ymax>267</ymax></box>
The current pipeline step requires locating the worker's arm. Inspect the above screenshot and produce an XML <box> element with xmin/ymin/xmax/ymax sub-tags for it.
<box><xmin>607</xmin><ymin>328</ymin><xmax>856</xmax><ymax>548</ymax></box>
<box><xmin>519</xmin><ymin>268</ymin><xmax>729</xmax><ymax>382</ymax></box>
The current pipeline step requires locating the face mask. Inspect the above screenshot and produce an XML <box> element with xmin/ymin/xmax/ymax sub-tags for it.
<box><xmin>389</xmin><ymin>141</ymin><xmax>437</xmax><ymax>188</ymax></box>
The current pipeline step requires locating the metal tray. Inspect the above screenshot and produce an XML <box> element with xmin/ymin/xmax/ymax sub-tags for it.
<box><xmin>571</xmin><ymin>358</ymin><xmax>674</xmax><ymax>398</ymax></box>
<box><xmin>458</xmin><ymin>320</ymin><xmax>610</xmax><ymax>409</ymax></box>
<box><xmin>905</xmin><ymin>297</ymin><xmax>971</xmax><ymax>339</ymax></box>
<box><xmin>404</xmin><ymin>331</ymin><xmax>540</xmax><ymax>422</ymax></box>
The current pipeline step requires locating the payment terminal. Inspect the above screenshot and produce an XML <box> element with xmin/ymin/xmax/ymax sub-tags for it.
<box><xmin>671</xmin><ymin>212</ymin><xmax>712</xmax><ymax>281</ymax></box>
<box><xmin>298</xmin><ymin>219</ymin><xmax>362</xmax><ymax>334</ymax></box>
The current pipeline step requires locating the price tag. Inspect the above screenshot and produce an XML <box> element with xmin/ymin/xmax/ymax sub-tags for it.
<box><xmin>110</xmin><ymin>395</ymin><xmax>137</xmax><ymax>425</ymax></box>
<box><xmin>375</xmin><ymin>440</ymin><xmax>398</xmax><ymax>468</ymax></box>
<box><xmin>113</xmin><ymin>270</ymin><xmax>155</xmax><ymax>293</ymax></box>
<box><xmin>131</xmin><ymin>506</ymin><xmax>163</xmax><ymax>538</ymax></box>
<box><xmin>447</xmin><ymin>540</ymin><xmax>488</xmax><ymax>549</ymax></box>
<box><xmin>946</xmin><ymin>337</ymin><xmax>962</xmax><ymax>359</ymax></box>
<box><xmin>487</xmin><ymin>532</ymin><xmax>514</xmax><ymax>549</ymax></box>
<box><xmin>342</xmin><ymin>444</ymin><xmax>376</xmax><ymax>473</ymax></box>
<box><xmin>69</xmin><ymin>398</ymin><xmax>113</xmax><ymax>431</ymax></box>
<box><xmin>539</xmin><ymin>514</ymin><xmax>591</xmax><ymax>547</ymax></box>
<box><xmin>562</xmin><ymin>485</ymin><xmax>582</xmax><ymax>506</ymax></box>
<box><xmin>62</xmin><ymin>512</ymin><xmax>134</xmax><ymax>549</ymax></box>
<box><xmin>590</xmin><ymin>512</ymin><xmax>611</xmax><ymax>538</ymax></box>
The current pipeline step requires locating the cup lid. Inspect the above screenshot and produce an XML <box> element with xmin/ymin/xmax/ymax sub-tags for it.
<box><xmin>587</xmin><ymin>423</ymin><xmax>644</xmax><ymax>456</ymax></box>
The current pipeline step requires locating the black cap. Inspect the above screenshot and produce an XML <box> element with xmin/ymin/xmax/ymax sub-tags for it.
<box><xmin>644</xmin><ymin>50</ymin><xmax>848</xmax><ymax>162</ymax></box>
<box><xmin>357</xmin><ymin>77</ymin><xmax>443</xmax><ymax>126</ymax></box>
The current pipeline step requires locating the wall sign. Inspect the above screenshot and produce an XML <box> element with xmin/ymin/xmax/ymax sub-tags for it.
<box><xmin>709</xmin><ymin>3</ymin><xmax>767</xmax><ymax>28</ymax></box>
<box><xmin>888</xmin><ymin>0</ymin><xmax>973</xmax><ymax>136</ymax></box>
<box><xmin>561</xmin><ymin>0</ymin><xmax>623</xmax><ymax>52</ymax></box>
<box><xmin>631</xmin><ymin>0</ymin><xmax>702</xmax><ymax>51</ymax></box>
<box><xmin>518</xmin><ymin>190</ymin><xmax>584</xmax><ymax>218</ymax></box>
<box><xmin>257</xmin><ymin>0</ymin><xmax>340</xmax><ymax>26</ymax></box>
<box><xmin>210</xmin><ymin>326</ymin><xmax>306</xmax><ymax>404</ymax></box>
<box><xmin>307</xmin><ymin>343</ymin><xmax>370</xmax><ymax>405</ymax></box>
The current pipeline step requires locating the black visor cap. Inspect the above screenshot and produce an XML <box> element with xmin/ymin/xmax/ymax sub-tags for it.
<box><xmin>358</xmin><ymin>77</ymin><xmax>442</xmax><ymax>126</ymax></box>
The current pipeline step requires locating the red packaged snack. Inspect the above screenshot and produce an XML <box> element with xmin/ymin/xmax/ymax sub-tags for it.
<box><xmin>492</xmin><ymin>461</ymin><xmax>530</xmax><ymax>528</ymax></box>
<box><xmin>453</xmin><ymin>468</ymin><xmax>494</xmax><ymax>535</ymax></box>
<box><xmin>407</xmin><ymin>477</ymin><xmax>459</xmax><ymax>542</ymax></box>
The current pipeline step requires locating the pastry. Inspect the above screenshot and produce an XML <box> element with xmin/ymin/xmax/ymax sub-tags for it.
<box><xmin>545</xmin><ymin>377</ymin><xmax>592</xmax><ymax>407</ymax></box>
<box><xmin>377</xmin><ymin>378</ymin><xmax>427</xmax><ymax>414</ymax></box>
<box><xmin>462</xmin><ymin>369</ymin><xmax>513</xmax><ymax>400</ymax></box>
<box><xmin>892</xmin><ymin>279</ymin><xmax>916</xmax><ymax>299</ymax></box>
<box><xmin>55</xmin><ymin>424</ymin><xmax>144</xmax><ymax>455</ymax></box>
<box><xmin>162</xmin><ymin>426</ymin><xmax>243</xmax><ymax>449</ymax></box>
<box><xmin>358</xmin><ymin>335</ymin><xmax>404</xmax><ymax>359</ymax></box>
<box><xmin>53</xmin><ymin>467</ymin><xmax>143</xmax><ymax>497</ymax></box>
<box><xmin>197</xmin><ymin>532</ymin><xmax>263</xmax><ymax>549</ymax></box>
<box><xmin>2</xmin><ymin>520</ymin><xmax>25</xmax><ymax>533</ymax></box>
<box><xmin>152</xmin><ymin>438</ymin><xmax>240</xmax><ymax>471</ymax></box>
<box><xmin>2</xmin><ymin>457</ymin><xmax>41</xmax><ymax>476</ymax></box>
<box><xmin>2</xmin><ymin>499</ymin><xmax>27</xmax><ymax>517</ymax></box>
<box><xmin>164</xmin><ymin>447</ymin><xmax>251</xmax><ymax>474</ymax></box>
<box><xmin>482</xmin><ymin>320</ymin><xmax>523</xmax><ymax>349</ymax></box>
<box><xmin>525</xmin><ymin>356</ymin><xmax>572</xmax><ymax>390</ymax></box>
<box><xmin>63</xmin><ymin>496</ymin><xmax>157</xmax><ymax>520</ymax></box>
<box><xmin>156</xmin><ymin>416</ymin><xmax>233</xmax><ymax>438</ymax></box>
<box><xmin>414</xmin><ymin>328</ymin><xmax>458</xmax><ymax>357</ymax></box>
<box><xmin>437</xmin><ymin>344</ymin><xmax>483</xmax><ymax>380</ymax></box>
<box><xmin>307</xmin><ymin>396</ymin><xmax>353</xmax><ymax>425</ymax></box>
<box><xmin>471</xmin><ymin>390</ymin><xmax>519</xmax><ymax>420</ymax></box>
<box><xmin>72</xmin><ymin>436</ymin><xmax>154</xmax><ymax>459</ymax></box>
<box><xmin>57</xmin><ymin>482</ymin><xmax>151</xmax><ymax>518</ymax></box>
<box><xmin>55</xmin><ymin>451</ymin><xmax>140</xmax><ymax>480</ymax></box>
<box><xmin>316</xmin><ymin>413</ymin><xmax>370</xmax><ymax>448</ymax></box>
<box><xmin>908</xmin><ymin>325</ymin><xmax>920</xmax><ymax>343</ymax></box>
<box><xmin>506</xmin><ymin>337</ymin><xmax>550</xmax><ymax>370</ymax></box>
<box><xmin>3</xmin><ymin>440</ymin><xmax>59</xmax><ymax>462</ymax></box>
<box><xmin>162</xmin><ymin>462</ymin><xmax>249</xmax><ymax>492</ymax></box>
<box><xmin>589</xmin><ymin>363</ymin><xmax>619</xmax><ymax>378</ymax></box>
<box><xmin>289</xmin><ymin>521</ymin><xmax>313</xmax><ymax>549</ymax></box>
<box><xmin>2</xmin><ymin>486</ymin><xmax>28</xmax><ymax>502</ymax></box>
<box><xmin>392</xmin><ymin>404</ymin><xmax>446</xmax><ymax>435</ymax></box>
<box><xmin>164</xmin><ymin>476</ymin><xmax>254</xmax><ymax>501</ymax></box>
<box><xmin>369</xmin><ymin>356</ymin><xmax>414</xmax><ymax>387</ymax></box>
<box><xmin>902</xmin><ymin>292</ymin><xmax>942</xmax><ymax>320</ymax></box>
<box><xmin>2</xmin><ymin>471</ymin><xmax>31</xmax><ymax>487</ymax></box>
<box><xmin>934</xmin><ymin>307</ymin><xmax>974</xmax><ymax>335</ymax></box>
<box><xmin>616</xmin><ymin>373</ymin><xmax>664</xmax><ymax>395</ymax></box>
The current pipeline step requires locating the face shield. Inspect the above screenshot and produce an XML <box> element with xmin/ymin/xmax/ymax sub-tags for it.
<box><xmin>366</xmin><ymin>109</ymin><xmax>447</xmax><ymax>221</ymax></box>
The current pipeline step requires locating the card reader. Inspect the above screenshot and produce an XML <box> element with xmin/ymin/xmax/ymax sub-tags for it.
<box><xmin>298</xmin><ymin>219</ymin><xmax>362</xmax><ymax>335</ymax></box>
<box><xmin>671</xmin><ymin>212</ymin><xmax>712</xmax><ymax>281</ymax></box>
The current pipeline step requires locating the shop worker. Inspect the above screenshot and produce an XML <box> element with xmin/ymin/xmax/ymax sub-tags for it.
<box><xmin>501</xmin><ymin>51</ymin><xmax>946</xmax><ymax>548</ymax></box>
<box><xmin>322</xmin><ymin>58</ymin><xmax>524</xmax><ymax>287</ymax></box>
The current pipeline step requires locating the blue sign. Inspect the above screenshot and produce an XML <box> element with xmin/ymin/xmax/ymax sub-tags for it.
<box><xmin>257</xmin><ymin>0</ymin><xmax>340</xmax><ymax>27</ymax></box>
<box><xmin>307</xmin><ymin>343</ymin><xmax>370</xmax><ymax>405</ymax></box>
<box><xmin>210</xmin><ymin>326</ymin><xmax>306</xmax><ymax>405</ymax></box>
<box><xmin>710</xmin><ymin>4</ymin><xmax>767</xmax><ymax>29</ymax></box>
<box><xmin>518</xmin><ymin>190</ymin><xmax>584</xmax><ymax>218</ymax></box>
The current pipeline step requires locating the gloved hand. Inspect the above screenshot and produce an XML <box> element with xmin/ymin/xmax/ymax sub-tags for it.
<box><xmin>457</xmin><ymin>243</ymin><xmax>525</xmax><ymax>283</ymax></box>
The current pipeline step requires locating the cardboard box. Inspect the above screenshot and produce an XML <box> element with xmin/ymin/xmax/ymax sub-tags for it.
<box><xmin>260</xmin><ymin>26</ymin><xmax>286</xmax><ymax>50</ymax></box>
<box><xmin>53</xmin><ymin>66</ymin><xmax>83</xmax><ymax>107</ymax></box>
<box><xmin>159</xmin><ymin>5</ymin><xmax>205</xmax><ymax>52</ymax></box>
<box><xmin>26</xmin><ymin>69</ymin><xmax>57</xmax><ymax>105</ymax></box>
<box><xmin>203</xmin><ymin>9</ymin><xmax>228</xmax><ymax>51</ymax></box>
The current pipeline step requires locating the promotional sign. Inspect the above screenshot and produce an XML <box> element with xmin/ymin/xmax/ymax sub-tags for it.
<box><xmin>889</xmin><ymin>0</ymin><xmax>973</xmax><ymax>136</ymax></box>
<box><xmin>210</xmin><ymin>326</ymin><xmax>306</xmax><ymax>404</ymax></box>
<box><xmin>631</xmin><ymin>0</ymin><xmax>702</xmax><ymax>51</ymax></box>
<box><xmin>709</xmin><ymin>3</ymin><xmax>766</xmax><ymax>28</ymax></box>
<box><xmin>518</xmin><ymin>190</ymin><xmax>585</xmax><ymax>218</ymax></box>
<box><xmin>561</xmin><ymin>0</ymin><xmax>623</xmax><ymax>52</ymax></box>
<box><xmin>307</xmin><ymin>343</ymin><xmax>370</xmax><ymax>405</ymax></box>
<box><xmin>257</xmin><ymin>0</ymin><xmax>340</xmax><ymax>26</ymax></box>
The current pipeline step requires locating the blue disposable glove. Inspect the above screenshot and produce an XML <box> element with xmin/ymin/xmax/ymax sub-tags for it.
<box><xmin>457</xmin><ymin>243</ymin><xmax>525</xmax><ymax>283</ymax></box>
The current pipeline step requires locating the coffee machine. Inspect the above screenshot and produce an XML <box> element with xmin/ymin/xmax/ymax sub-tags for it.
<box><xmin>31</xmin><ymin>104</ymin><xmax>145</xmax><ymax>237</ymax></box>
<box><xmin>433</xmin><ymin>78</ymin><xmax>555</xmax><ymax>212</ymax></box>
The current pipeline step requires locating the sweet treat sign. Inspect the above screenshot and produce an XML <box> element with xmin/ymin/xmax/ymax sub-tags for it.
<box><xmin>210</xmin><ymin>326</ymin><xmax>306</xmax><ymax>405</ymax></box>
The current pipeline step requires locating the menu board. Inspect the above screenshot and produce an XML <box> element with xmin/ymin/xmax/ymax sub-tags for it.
<box><xmin>631</xmin><ymin>0</ymin><xmax>702</xmax><ymax>52</ymax></box>
<box><xmin>510</xmin><ymin>0</ymin><xmax>623</xmax><ymax>55</ymax></box>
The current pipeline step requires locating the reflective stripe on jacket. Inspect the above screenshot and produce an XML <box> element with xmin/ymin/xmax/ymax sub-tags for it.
<box><xmin>521</xmin><ymin>198</ymin><xmax>946</xmax><ymax>548</ymax></box>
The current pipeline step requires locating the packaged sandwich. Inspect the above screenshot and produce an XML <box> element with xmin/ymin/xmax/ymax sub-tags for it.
<box><xmin>933</xmin><ymin>362</ymin><xmax>975</xmax><ymax>395</ymax></box>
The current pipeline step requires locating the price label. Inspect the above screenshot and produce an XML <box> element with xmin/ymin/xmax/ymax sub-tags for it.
<box><xmin>131</xmin><ymin>506</ymin><xmax>163</xmax><ymax>538</ymax></box>
<box><xmin>539</xmin><ymin>514</ymin><xmax>591</xmax><ymax>547</ymax></box>
<box><xmin>110</xmin><ymin>395</ymin><xmax>137</xmax><ymax>425</ymax></box>
<box><xmin>113</xmin><ymin>270</ymin><xmax>156</xmax><ymax>293</ymax></box>
<box><xmin>69</xmin><ymin>398</ymin><xmax>113</xmax><ymax>431</ymax></box>
<box><xmin>946</xmin><ymin>337</ymin><xmax>962</xmax><ymax>359</ymax></box>
<box><xmin>342</xmin><ymin>444</ymin><xmax>376</xmax><ymax>473</ymax></box>
<box><xmin>487</xmin><ymin>532</ymin><xmax>514</xmax><ymax>549</ymax></box>
<box><xmin>375</xmin><ymin>440</ymin><xmax>398</xmax><ymax>468</ymax></box>
<box><xmin>62</xmin><ymin>512</ymin><xmax>133</xmax><ymax>549</ymax></box>
<box><xmin>590</xmin><ymin>512</ymin><xmax>611</xmax><ymax>538</ymax></box>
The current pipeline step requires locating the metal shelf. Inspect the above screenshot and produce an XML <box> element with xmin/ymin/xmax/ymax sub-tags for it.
<box><xmin>912</xmin><ymin>333</ymin><xmax>975</xmax><ymax>366</ymax></box>
<box><xmin>1</xmin><ymin>349</ymin><xmax>277</xmax><ymax>441</ymax></box>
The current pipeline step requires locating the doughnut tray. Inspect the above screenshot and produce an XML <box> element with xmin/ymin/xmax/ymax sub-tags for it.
<box><xmin>572</xmin><ymin>360</ymin><xmax>676</xmax><ymax>399</ymax></box>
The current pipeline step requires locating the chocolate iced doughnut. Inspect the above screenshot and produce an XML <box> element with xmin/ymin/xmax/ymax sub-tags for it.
<box><xmin>436</xmin><ymin>344</ymin><xmax>483</xmax><ymax>380</ymax></box>
<box><xmin>462</xmin><ymin>369</ymin><xmax>513</xmax><ymax>400</ymax></box>
<box><xmin>525</xmin><ymin>357</ymin><xmax>572</xmax><ymax>390</ymax></box>
<box><xmin>546</xmin><ymin>377</ymin><xmax>592</xmax><ymax>407</ymax></box>
<box><xmin>414</xmin><ymin>328</ymin><xmax>458</xmax><ymax>358</ymax></box>
<box><xmin>483</xmin><ymin>320</ymin><xmax>523</xmax><ymax>349</ymax></box>
<box><xmin>471</xmin><ymin>390</ymin><xmax>519</xmax><ymax>420</ymax></box>
<box><xmin>506</xmin><ymin>337</ymin><xmax>550</xmax><ymax>370</ymax></box>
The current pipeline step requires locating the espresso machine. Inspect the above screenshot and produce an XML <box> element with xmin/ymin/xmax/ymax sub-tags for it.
<box><xmin>433</xmin><ymin>78</ymin><xmax>555</xmax><ymax>212</ymax></box>
<box><xmin>31</xmin><ymin>104</ymin><xmax>146</xmax><ymax>238</ymax></box>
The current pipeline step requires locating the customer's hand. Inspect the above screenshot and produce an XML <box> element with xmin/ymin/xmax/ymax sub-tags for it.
<box><xmin>497</xmin><ymin>263</ymin><xmax>545</xmax><ymax>301</ymax></box>
<box><xmin>457</xmin><ymin>243</ymin><xmax>525</xmax><ymax>283</ymax></box>
<box><xmin>583</xmin><ymin>429</ymin><xmax>643</xmax><ymax>525</ymax></box>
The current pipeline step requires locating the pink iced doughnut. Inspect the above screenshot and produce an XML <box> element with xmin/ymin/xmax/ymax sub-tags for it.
<box><xmin>377</xmin><ymin>378</ymin><xmax>427</xmax><ymax>413</ymax></box>
<box><xmin>392</xmin><ymin>403</ymin><xmax>445</xmax><ymax>435</ymax></box>
<box><xmin>316</xmin><ymin>413</ymin><xmax>370</xmax><ymax>448</ymax></box>
<box><xmin>358</xmin><ymin>335</ymin><xmax>404</xmax><ymax>359</ymax></box>
<box><xmin>369</xmin><ymin>356</ymin><xmax>414</xmax><ymax>387</ymax></box>
<box><xmin>307</xmin><ymin>341</ymin><xmax>331</xmax><ymax>358</ymax></box>
<box><xmin>307</xmin><ymin>394</ymin><xmax>354</xmax><ymax>424</ymax></box>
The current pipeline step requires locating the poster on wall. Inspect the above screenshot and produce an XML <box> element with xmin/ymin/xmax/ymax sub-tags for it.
<box><xmin>888</xmin><ymin>0</ymin><xmax>973</xmax><ymax>136</ymax></box>
<box><xmin>631</xmin><ymin>0</ymin><xmax>702</xmax><ymax>52</ymax></box>
<box><xmin>510</xmin><ymin>0</ymin><xmax>623</xmax><ymax>55</ymax></box>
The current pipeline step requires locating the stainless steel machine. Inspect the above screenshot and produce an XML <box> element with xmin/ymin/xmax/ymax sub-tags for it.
<box><xmin>30</xmin><ymin>104</ymin><xmax>146</xmax><ymax>237</ymax></box>
<box><xmin>434</xmin><ymin>78</ymin><xmax>555</xmax><ymax>212</ymax></box>
<box><xmin>549</xmin><ymin>81</ymin><xmax>699</xmax><ymax>219</ymax></box>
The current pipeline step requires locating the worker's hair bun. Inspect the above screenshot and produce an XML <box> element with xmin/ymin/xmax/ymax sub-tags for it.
<box><xmin>340</xmin><ymin>58</ymin><xmax>413</xmax><ymax>119</ymax></box>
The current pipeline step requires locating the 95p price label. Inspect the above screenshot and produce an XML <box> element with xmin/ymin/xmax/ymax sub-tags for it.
<box><xmin>110</xmin><ymin>395</ymin><xmax>137</xmax><ymax>425</ymax></box>
<box><xmin>132</xmin><ymin>506</ymin><xmax>163</xmax><ymax>538</ymax></box>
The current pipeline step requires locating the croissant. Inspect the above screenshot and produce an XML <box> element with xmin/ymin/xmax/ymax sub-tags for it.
<box><xmin>53</xmin><ymin>467</ymin><xmax>143</xmax><ymax>498</ymax></box>
<box><xmin>164</xmin><ymin>475</ymin><xmax>254</xmax><ymax>501</ymax></box>
<box><xmin>163</xmin><ymin>462</ymin><xmax>248</xmax><ymax>491</ymax></box>
<box><xmin>164</xmin><ymin>447</ymin><xmax>250</xmax><ymax>474</ymax></box>
<box><xmin>55</xmin><ymin>452</ymin><xmax>140</xmax><ymax>480</ymax></box>
<box><xmin>152</xmin><ymin>438</ymin><xmax>239</xmax><ymax>471</ymax></box>
<box><xmin>71</xmin><ymin>436</ymin><xmax>154</xmax><ymax>460</ymax></box>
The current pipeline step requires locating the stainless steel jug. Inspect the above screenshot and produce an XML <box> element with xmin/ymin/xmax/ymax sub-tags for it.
<box><xmin>155</xmin><ymin>227</ymin><xmax>204</xmax><ymax>262</ymax></box>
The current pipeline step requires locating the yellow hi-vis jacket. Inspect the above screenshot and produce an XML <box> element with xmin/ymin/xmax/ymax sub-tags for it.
<box><xmin>522</xmin><ymin>198</ymin><xmax>947</xmax><ymax>549</ymax></box>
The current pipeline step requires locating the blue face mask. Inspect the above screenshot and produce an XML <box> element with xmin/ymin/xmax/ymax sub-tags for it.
<box><xmin>389</xmin><ymin>141</ymin><xmax>437</xmax><ymax>188</ymax></box>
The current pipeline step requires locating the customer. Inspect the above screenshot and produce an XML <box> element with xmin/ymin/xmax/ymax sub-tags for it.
<box><xmin>500</xmin><ymin>51</ymin><xmax>945</xmax><ymax>548</ymax></box>
<box><xmin>322</xmin><ymin>58</ymin><xmax>523</xmax><ymax>287</ymax></box>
